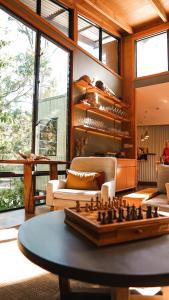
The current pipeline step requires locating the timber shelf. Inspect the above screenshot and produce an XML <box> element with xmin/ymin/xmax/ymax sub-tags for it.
<box><xmin>74</xmin><ymin>125</ymin><xmax>132</xmax><ymax>140</ymax></box>
<box><xmin>74</xmin><ymin>103</ymin><xmax>130</xmax><ymax>123</ymax></box>
<box><xmin>74</xmin><ymin>80</ymin><xmax>129</xmax><ymax>109</ymax></box>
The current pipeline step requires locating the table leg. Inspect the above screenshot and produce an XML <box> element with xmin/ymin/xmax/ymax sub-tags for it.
<box><xmin>111</xmin><ymin>287</ymin><xmax>129</xmax><ymax>300</ymax></box>
<box><xmin>59</xmin><ymin>276</ymin><xmax>70</xmax><ymax>300</ymax></box>
<box><xmin>50</xmin><ymin>163</ymin><xmax>58</xmax><ymax>180</ymax></box>
<box><xmin>24</xmin><ymin>163</ymin><xmax>34</xmax><ymax>214</ymax></box>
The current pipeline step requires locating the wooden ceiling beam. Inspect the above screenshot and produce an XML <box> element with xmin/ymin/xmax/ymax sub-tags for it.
<box><xmin>76</xmin><ymin>0</ymin><xmax>133</xmax><ymax>34</ymax></box>
<box><xmin>149</xmin><ymin>0</ymin><xmax>168</xmax><ymax>22</ymax></box>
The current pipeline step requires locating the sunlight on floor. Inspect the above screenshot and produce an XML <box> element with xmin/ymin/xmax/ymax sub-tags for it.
<box><xmin>0</xmin><ymin>228</ymin><xmax>48</xmax><ymax>285</ymax></box>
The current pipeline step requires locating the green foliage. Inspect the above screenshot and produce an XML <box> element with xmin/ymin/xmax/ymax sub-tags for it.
<box><xmin>0</xmin><ymin>178</ymin><xmax>24</xmax><ymax>211</ymax></box>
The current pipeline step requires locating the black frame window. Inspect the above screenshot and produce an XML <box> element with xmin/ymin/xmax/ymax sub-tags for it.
<box><xmin>78</xmin><ymin>16</ymin><xmax>120</xmax><ymax>74</ymax></box>
<box><xmin>20</xmin><ymin>0</ymin><xmax>72</xmax><ymax>38</ymax></box>
<box><xmin>0</xmin><ymin>5</ymin><xmax>71</xmax><ymax>212</ymax></box>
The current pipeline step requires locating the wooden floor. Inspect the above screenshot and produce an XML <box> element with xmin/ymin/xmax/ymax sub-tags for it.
<box><xmin>0</xmin><ymin>205</ymin><xmax>50</xmax><ymax>229</ymax></box>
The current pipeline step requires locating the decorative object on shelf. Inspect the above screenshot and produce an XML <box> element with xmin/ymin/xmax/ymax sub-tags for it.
<box><xmin>75</xmin><ymin>136</ymin><xmax>88</xmax><ymax>157</ymax></box>
<box><xmin>82</xmin><ymin>92</ymin><xmax>99</xmax><ymax>108</ymax></box>
<box><xmin>95</xmin><ymin>80</ymin><xmax>117</xmax><ymax>98</ymax></box>
<box><xmin>77</xmin><ymin>75</ymin><xmax>93</xmax><ymax>85</ymax></box>
<box><xmin>18</xmin><ymin>151</ymin><xmax>50</xmax><ymax>161</ymax></box>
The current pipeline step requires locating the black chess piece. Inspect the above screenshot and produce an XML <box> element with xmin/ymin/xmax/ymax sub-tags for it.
<box><xmin>153</xmin><ymin>206</ymin><xmax>159</xmax><ymax>218</ymax></box>
<box><xmin>97</xmin><ymin>211</ymin><xmax>101</xmax><ymax>222</ymax></box>
<box><xmin>118</xmin><ymin>207</ymin><xmax>123</xmax><ymax>222</ymax></box>
<box><xmin>137</xmin><ymin>206</ymin><xmax>143</xmax><ymax>220</ymax></box>
<box><xmin>107</xmin><ymin>209</ymin><xmax>113</xmax><ymax>223</ymax></box>
<box><xmin>126</xmin><ymin>205</ymin><xmax>131</xmax><ymax>221</ymax></box>
<box><xmin>113</xmin><ymin>208</ymin><xmax>117</xmax><ymax>220</ymax></box>
<box><xmin>108</xmin><ymin>197</ymin><xmax>111</xmax><ymax>208</ymax></box>
<box><xmin>146</xmin><ymin>205</ymin><xmax>152</xmax><ymax>218</ymax></box>
<box><xmin>101</xmin><ymin>211</ymin><xmax>106</xmax><ymax>225</ymax></box>
<box><xmin>131</xmin><ymin>205</ymin><xmax>137</xmax><ymax>220</ymax></box>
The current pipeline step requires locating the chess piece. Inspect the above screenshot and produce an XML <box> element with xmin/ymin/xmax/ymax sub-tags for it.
<box><xmin>131</xmin><ymin>205</ymin><xmax>137</xmax><ymax>220</ymax></box>
<box><xmin>107</xmin><ymin>209</ymin><xmax>113</xmax><ymax>223</ymax></box>
<box><xmin>126</xmin><ymin>205</ymin><xmax>131</xmax><ymax>221</ymax></box>
<box><xmin>137</xmin><ymin>206</ymin><xmax>143</xmax><ymax>220</ymax></box>
<box><xmin>85</xmin><ymin>203</ymin><xmax>90</xmax><ymax>212</ymax></box>
<box><xmin>118</xmin><ymin>207</ymin><xmax>123</xmax><ymax>222</ymax></box>
<box><xmin>153</xmin><ymin>206</ymin><xmax>159</xmax><ymax>218</ymax></box>
<box><xmin>97</xmin><ymin>211</ymin><xmax>101</xmax><ymax>222</ymax></box>
<box><xmin>90</xmin><ymin>198</ymin><xmax>94</xmax><ymax>211</ymax></box>
<box><xmin>146</xmin><ymin>205</ymin><xmax>152</xmax><ymax>218</ymax></box>
<box><xmin>101</xmin><ymin>211</ymin><xmax>106</xmax><ymax>224</ymax></box>
<box><xmin>76</xmin><ymin>200</ymin><xmax>81</xmax><ymax>212</ymax></box>
<box><xmin>113</xmin><ymin>208</ymin><xmax>117</xmax><ymax>220</ymax></box>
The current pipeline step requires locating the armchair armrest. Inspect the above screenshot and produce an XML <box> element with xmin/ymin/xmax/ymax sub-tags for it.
<box><xmin>46</xmin><ymin>179</ymin><xmax>66</xmax><ymax>206</ymax></box>
<box><xmin>101</xmin><ymin>180</ymin><xmax>116</xmax><ymax>202</ymax></box>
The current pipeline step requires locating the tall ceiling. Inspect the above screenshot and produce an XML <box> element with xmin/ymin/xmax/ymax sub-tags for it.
<box><xmin>62</xmin><ymin>0</ymin><xmax>169</xmax><ymax>35</ymax></box>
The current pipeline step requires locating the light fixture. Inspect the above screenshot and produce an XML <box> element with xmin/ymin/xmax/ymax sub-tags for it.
<box><xmin>145</xmin><ymin>130</ymin><xmax>149</xmax><ymax>138</ymax></box>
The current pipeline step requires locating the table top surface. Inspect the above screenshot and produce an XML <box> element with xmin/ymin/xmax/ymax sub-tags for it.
<box><xmin>0</xmin><ymin>159</ymin><xmax>68</xmax><ymax>164</ymax></box>
<box><xmin>18</xmin><ymin>211</ymin><xmax>169</xmax><ymax>288</ymax></box>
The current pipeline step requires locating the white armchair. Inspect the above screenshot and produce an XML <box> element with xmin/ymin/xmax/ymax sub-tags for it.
<box><xmin>46</xmin><ymin>157</ymin><xmax>117</xmax><ymax>210</ymax></box>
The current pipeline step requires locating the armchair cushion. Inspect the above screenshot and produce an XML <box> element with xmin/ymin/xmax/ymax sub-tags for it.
<box><xmin>66</xmin><ymin>170</ymin><xmax>100</xmax><ymax>190</ymax></box>
<box><xmin>53</xmin><ymin>188</ymin><xmax>101</xmax><ymax>201</ymax></box>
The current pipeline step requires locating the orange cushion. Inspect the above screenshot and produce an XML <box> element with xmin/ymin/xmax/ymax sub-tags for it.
<box><xmin>96</xmin><ymin>172</ymin><xmax>105</xmax><ymax>189</ymax></box>
<box><xmin>66</xmin><ymin>170</ymin><xmax>99</xmax><ymax>190</ymax></box>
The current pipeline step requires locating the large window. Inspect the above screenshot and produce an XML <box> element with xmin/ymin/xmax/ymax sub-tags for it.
<box><xmin>78</xmin><ymin>16</ymin><xmax>120</xmax><ymax>74</ymax></box>
<box><xmin>136</xmin><ymin>32</ymin><xmax>168</xmax><ymax>77</ymax></box>
<box><xmin>0</xmin><ymin>7</ymin><xmax>70</xmax><ymax>211</ymax></box>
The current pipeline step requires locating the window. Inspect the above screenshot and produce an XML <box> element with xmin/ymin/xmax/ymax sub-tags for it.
<box><xmin>78</xmin><ymin>17</ymin><xmax>99</xmax><ymax>59</ymax></box>
<box><xmin>102</xmin><ymin>31</ymin><xmax>119</xmax><ymax>74</ymax></box>
<box><xmin>0</xmin><ymin>7</ymin><xmax>70</xmax><ymax>211</ymax></box>
<box><xmin>136</xmin><ymin>32</ymin><xmax>168</xmax><ymax>77</ymax></box>
<box><xmin>78</xmin><ymin>16</ymin><xmax>120</xmax><ymax>74</ymax></box>
<box><xmin>20</xmin><ymin>0</ymin><xmax>70</xmax><ymax>37</ymax></box>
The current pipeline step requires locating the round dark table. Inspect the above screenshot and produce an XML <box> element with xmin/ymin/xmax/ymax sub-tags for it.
<box><xmin>18</xmin><ymin>211</ymin><xmax>169</xmax><ymax>300</ymax></box>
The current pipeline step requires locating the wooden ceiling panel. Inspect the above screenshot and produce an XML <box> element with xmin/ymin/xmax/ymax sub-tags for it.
<box><xmin>160</xmin><ymin>0</ymin><xmax>169</xmax><ymax>14</ymax></box>
<box><xmin>57</xmin><ymin>0</ymin><xmax>169</xmax><ymax>35</ymax></box>
<box><xmin>109</xmin><ymin>0</ymin><xmax>160</xmax><ymax>27</ymax></box>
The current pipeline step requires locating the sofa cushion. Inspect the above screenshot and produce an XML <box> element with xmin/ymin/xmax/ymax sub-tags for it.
<box><xmin>53</xmin><ymin>189</ymin><xmax>101</xmax><ymax>201</ymax></box>
<box><xmin>66</xmin><ymin>170</ymin><xmax>99</xmax><ymax>190</ymax></box>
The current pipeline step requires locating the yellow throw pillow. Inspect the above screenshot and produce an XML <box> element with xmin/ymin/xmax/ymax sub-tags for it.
<box><xmin>66</xmin><ymin>170</ymin><xmax>99</xmax><ymax>190</ymax></box>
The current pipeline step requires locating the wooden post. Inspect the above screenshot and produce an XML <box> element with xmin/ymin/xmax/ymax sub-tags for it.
<box><xmin>24</xmin><ymin>163</ymin><xmax>34</xmax><ymax>214</ymax></box>
<box><xmin>49</xmin><ymin>162</ymin><xmax>58</xmax><ymax>180</ymax></box>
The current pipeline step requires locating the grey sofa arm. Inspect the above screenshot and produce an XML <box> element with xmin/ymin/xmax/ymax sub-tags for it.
<box><xmin>101</xmin><ymin>180</ymin><xmax>116</xmax><ymax>202</ymax></box>
<box><xmin>46</xmin><ymin>179</ymin><xmax>66</xmax><ymax>206</ymax></box>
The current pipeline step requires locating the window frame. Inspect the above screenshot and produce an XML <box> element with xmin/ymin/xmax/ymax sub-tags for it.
<box><xmin>135</xmin><ymin>30</ymin><xmax>169</xmax><ymax>78</ymax></box>
<box><xmin>78</xmin><ymin>15</ymin><xmax>121</xmax><ymax>75</ymax></box>
<box><xmin>0</xmin><ymin>5</ymin><xmax>71</xmax><ymax>211</ymax></box>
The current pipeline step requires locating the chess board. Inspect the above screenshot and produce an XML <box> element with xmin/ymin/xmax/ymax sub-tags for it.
<box><xmin>64</xmin><ymin>198</ymin><xmax>169</xmax><ymax>246</ymax></box>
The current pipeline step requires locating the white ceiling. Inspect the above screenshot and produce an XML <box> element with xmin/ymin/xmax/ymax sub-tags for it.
<box><xmin>136</xmin><ymin>82</ymin><xmax>169</xmax><ymax>125</ymax></box>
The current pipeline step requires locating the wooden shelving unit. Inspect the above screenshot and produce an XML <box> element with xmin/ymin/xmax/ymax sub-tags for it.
<box><xmin>74</xmin><ymin>103</ymin><xmax>130</xmax><ymax>123</ymax></box>
<box><xmin>75</xmin><ymin>125</ymin><xmax>131</xmax><ymax>140</ymax></box>
<box><xmin>72</xmin><ymin>78</ymin><xmax>133</xmax><ymax>159</ymax></box>
<box><xmin>74</xmin><ymin>80</ymin><xmax>130</xmax><ymax>109</ymax></box>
